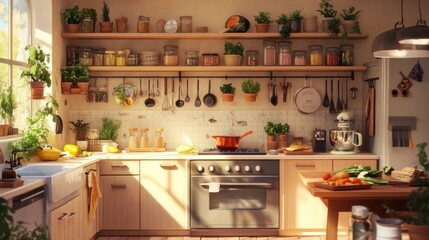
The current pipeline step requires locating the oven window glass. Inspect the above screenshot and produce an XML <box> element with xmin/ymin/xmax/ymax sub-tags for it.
<box><xmin>209</xmin><ymin>189</ymin><xmax>266</xmax><ymax>210</ymax></box>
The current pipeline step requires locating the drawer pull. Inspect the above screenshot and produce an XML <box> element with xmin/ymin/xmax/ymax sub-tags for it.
<box><xmin>111</xmin><ymin>184</ymin><xmax>127</xmax><ymax>188</ymax></box>
<box><xmin>68</xmin><ymin>212</ymin><xmax>76</xmax><ymax>219</ymax></box>
<box><xmin>58</xmin><ymin>212</ymin><xmax>68</xmax><ymax>220</ymax></box>
<box><xmin>111</xmin><ymin>164</ymin><xmax>129</xmax><ymax>168</ymax></box>
<box><xmin>160</xmin><ymin>163</ymin><xmax>177</xmax><ymax>169</ymax></box>
<box><xmin>295</xmin><ymin>164</ymin><xmax>316</xmax><ymax>168</ymax></box>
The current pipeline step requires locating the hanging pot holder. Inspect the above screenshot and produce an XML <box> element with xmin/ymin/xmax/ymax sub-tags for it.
<box><xmin>408</xmin><ymin>60</ymin><xmax>424</xmax><ymax>82</ymax></box>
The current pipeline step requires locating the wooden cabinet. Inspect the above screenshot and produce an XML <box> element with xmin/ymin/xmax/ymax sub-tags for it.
<box><xmin>140</xmin><ymin>160</ymin><xmax>189</xmax><ymax>230</ymax></box>
<box><xmin>49</xmin><ymin>195</ymin><xmax>82</xmax><ymax>240</ymax></box>
<box><xmin>81</xmin><ymin>163</ymin><xmax>99</xmax><ymax>240</ymax></box>
<box><xmin>100</xmin><ymin>160</ymin><xmax>140</xmax><ymax>230</ymax></box>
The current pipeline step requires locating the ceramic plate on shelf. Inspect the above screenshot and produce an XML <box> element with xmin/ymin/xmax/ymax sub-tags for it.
<box><xmin>164</xmin><ymin>20</ymin><xmax>178</xmax><ymax>33</ymax></box>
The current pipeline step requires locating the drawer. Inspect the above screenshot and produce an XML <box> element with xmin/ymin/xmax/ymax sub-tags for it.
<box><xmin>100</xmin><ymin>160</ymin><xmax>140</xmax><ymax>175</ymax></box>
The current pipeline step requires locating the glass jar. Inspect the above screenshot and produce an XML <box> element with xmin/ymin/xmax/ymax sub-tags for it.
<box><xmin>278</xmin><ymin>41</ymin><xmax>292</xmax><ymax>66</ymax></box>
<box><xmin>93</xmin><ymin>48</ymin><xmax>105</xmax><ymax>66</ymax></box>
<box><xmin>137</xmin><ymin>16</ymin><xmax>150</xmax><ymax>33</ymax></box>
<box><xmin>80</xmin><ymin>16</ymin><xmax>94</xmax><ymax>33</ymax></box>
<box><xmin>180</xmin><ymin>16</ymin><xmax>193</xmax><ymax>33</ymax></box>
<box><xmin>325</xmin><ymin>47</ymin><xmax>340</xmax><ymax>66</ymax></box>
<box><xmin>87</xmin><ymin>129</ymin><xmax>100</xmax><ymax>140</ymax></box>
<box><xmin>79</xmin><ymin>47</ymin><xmax>93</xmax><ymax>65</ymax></box>
<box><xmin>185</xmin><ymin>50</ymin><xmax>199</xmax><ymax>66</ymax></box>
<box><xmin>293</xmin><ymin>50</ymin><xmax>307</xmax><ymax>65</ymax></box>
<box><xmin>163</xmin><ymin>45</ymin><xmax>179</xmax><ymax>66</ymax></box>
<box><xmin>127</xmin><ymin>53</ymin><xmax>139</xmax><ymax>66</ymax></box>
<box><xmin>340</xmin><ymin>44</ymin><xmax>354</xmax><ymax>66</ymax></box>
<box><xmin>155</xmin><ymin>128</ymin><xmax>164</xmax><ymax>148</ymax></box>
<box><xmin>140</xmin><ymin>128</ymin><xmax>149</xmax><ymax>148</ymax></box>
<box><xmin>97</xmin><ymin>87</ymin><xmax>108</xmax><ymax>102</ymax></box>
<box><xmin>116</xmin><ymin>50</ymin><xmax>127</xmax><ymax>66</ymax></box>
<box><xmin>87</xmin><ymin>87</ymin><xmax>98</xmax><ymax>102</ymax></box>
<box><xmin>349</xmin><ymin>205</ymin><xmax>372</xmax><ymax>240</ymax></box>
<box><xmin>246</xmin><ymin>50</ymin><xmax>259</xmax><ymax>66</ymax></box>
<box><xmin>309</xmin><ymin>45</ymin><xmax>323</xmax><ymax>66</ymax></box>
<box><xmin>128</xmin><ymin>128</ymin><xmax>139</xmax><ymax>148</ymax></box>
<box><xmin>201</xmin><ymin>53</ymin><xmax>220</xmax><ymax>66</ymax></box>
<box><xmin>263</xmin><ymin>40</ymin><xmax>276</xmax><ymax>66</ymax></box>
<box><xmin>66</xmin><ymin>46</ymin><xmax>79</xmax><ymax>66</ymax></box>
<box><xmin>104</xmin><ymin>50</ymin><xmax>116</xmax><ymax>66</ymax></box>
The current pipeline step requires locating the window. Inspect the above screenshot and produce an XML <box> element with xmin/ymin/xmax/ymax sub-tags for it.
<box><xmin>0</xmin><ymin>0</ymin><xmax>31</xmax><ymax>129</ymax></box>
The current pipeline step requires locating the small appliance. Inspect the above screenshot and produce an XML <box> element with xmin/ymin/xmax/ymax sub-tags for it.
<box><xmin>312</xmin><ymin>129</ymin><xmax>326</xmax><ymax>152</ymax></box>
<box><xmin>329</xmin><ymin>111</ymin><xmax>363</xmax><ymax>154</ymax></box>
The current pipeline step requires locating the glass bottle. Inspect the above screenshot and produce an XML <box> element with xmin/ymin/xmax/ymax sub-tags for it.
<box><xmin>127</xmin><ymin>53</ymin><xmax>139</xmax><ymax>66</ymax></box>
<box><xmin>263</xmin><ymin>40</ymin><xmax>276</xmax><ymax>66</ymax></box>
<box><xmin>293</xmin><ymin>50</ymin><xmax>307</xmax><ymax>65</ymax></box>
<box><xmin>163</xmin><ymin>45</ymin><xmax>179</xmax><ymax>66</ymax></box>
<box><xmin>309</xmin><ymin>45</ymin><xmax>323</xmax><ymax>66</ymax></box>
<box><xmin>325</xmin><ymin>47</ymin><xmax>340</xmax><ymax>66</ymax></box>
<box><xmin>185</xmin><ymin>50</ymin><xmax>199</xmax><ymax>66</ymax></box>
<box><xmin>155</xmin><ymin>128</ymin><xmax>164</xmax><ymax>148</ymax></box>
<box><xmin>104</xmin><ymin>50</ymin><xmax>116</xmax><ymax>66</ymax></box>
<box><xmin>93</xmin><ymin>48</ymin><xmax>105</xmax><ymax>66</ymax></box>
<box><xmin>278</xmin><ymin>41</ymin><xmax>292</xmax><ymax>66</ymax></box>
<box><xmin>246</xmin><ymin>50</ymin><xmax>259</xmax><ymax>66</ymax></box>
<box><xmin>349</xmin><ymin>205</ymin><xmax>372</xmax><ymax>240</ymax></box>
<box><xmin>79</xmin><ymin>47</ymin><xmax>93</xmax><ymax>65</ymax></box>
<box><xmin>116</xmin><ymin>50</ymin><xmax>127</xmax><ymax>66</ymax></box>
<box><xmin>140</xmin><ymin>128</ymin><xmax>149</xmax><ymax>148</ymax></box>
<box><xmin>340</xmin><ymin>44</ymin><xmax>354</xmax><ymax>66</ymax></box>
<box><xmin>180</xmin><ymin>16</ymin><xmax>193</xmax><ymax>33</ymax></box>
<box><xmin>66</xmin><ymin>46</ymin><xmax>79</xmax><ymax>66</ymax></box>
<box><xmin>128</xmin><ymin>128</ymin><xmax>139</xmax><ymax>148</ymax></box>
<box><xmin>137</xmin><ymin>16</ymin><xmax>150</xmax><ymax>33</ymax></box>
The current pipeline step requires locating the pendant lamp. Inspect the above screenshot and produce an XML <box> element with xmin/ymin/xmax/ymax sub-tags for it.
<box><xmin>372</xmin><ymin>0</ymin><xmax>429</xmax><ymax>58</ymax></box>
<box><xmin>397</xmin><ymin>0</ymin><xmax>429</xmax><ymax>45</ymax></box>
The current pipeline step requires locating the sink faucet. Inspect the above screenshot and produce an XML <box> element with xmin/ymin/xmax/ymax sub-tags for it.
<box><xmin>6</xmin><ymin>148</ymin><xmax>40</xmax><ymax>169</ymax></box>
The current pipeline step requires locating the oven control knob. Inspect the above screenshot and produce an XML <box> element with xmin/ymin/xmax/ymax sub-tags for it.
<box><xmin>208</xmin><ymin>165</ymin><xmax>215</xmax><ymax>172</ymax></box>
<box><xmin>197</xmin><ymin>165</ymin><xmax>204</xmax><ymax>173</ymax></box>
<box><xmin>224</xmin><ymin>165</ymin><xmax>231</xmax><ymax>172</ymax></box>
<box><xmin>255</xmin><ymin>165</ymin><xmax>261</xmax><ymax>172</ymax></box>
<box><xmin>234</xmin><ymin>165</ymin><xmax>241</xmax><ymax>172</ymax></box>
<box><xmin>244</xmin><ymin>165</ymin><xmax>251</xmax><ymax>172</ymax></box>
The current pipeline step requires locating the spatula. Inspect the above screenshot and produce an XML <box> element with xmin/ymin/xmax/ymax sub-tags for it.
<box><xmin>329</xmin><ymin>79</ymin><xmax>336</xmax><ymax>114</ymax></box>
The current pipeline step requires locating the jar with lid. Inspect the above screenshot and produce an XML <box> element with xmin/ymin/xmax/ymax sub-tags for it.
<box><xmin>87</xmin><ymin>87</ymin><xmax>98</xmax><ymax>102</ymax></box>
<box><xmin>97</xmin><ymin>87</ymin><xmax>108</xmax><ymax>102</ymax></box>
<box><xmin>263</xmin><ymin>40</ymin><xmax>276</xmax><ymax>66</ymax></box>
<box><xmin>128</xmin><ymin>128</ymin><xmax>139</xmax><ymax>148</ymax></box>
<box><xmin>140</xmin><ymin>128</ymin><xmax>149</xmax><ymax>148</ymax></box>
<box><xmin>137</xmin><ymin>16</ymin><xmax>150</xmax><ymax>33</ymax></box>
<box><xmin>80</xmin><ymin>16</ymin><xmax>94</xmax><ymax>33</ymax></box>
<box><xmin>309</xmin><ymin>45</ymin><xmax>323</xmax><ymax>66</ymax></box>
<box><xmin>185</xmin><ymin>50</ymin><xmax>199</xmax><ymax>66</ymax></box>
<box><xmin>293</xmin><ymin>50</ymin><xmax>307</xmax><ymax>65</ymax></box>
<box><xmin>340</xmin><ymin>44</ymin><xmax>354</xmax><ymax>66</ymax></box>
<box><xmin>278</xmin><ymin>41</ymin><xmax>292</xmax><ymax>66</ymax></box>
<box><xmin>127</xmin><ymin>53</ymin><xmax>139</xmax><ymax>66</ymax></box>
<box><xmin>104</xmin><ymin>50</ymin><xmax>116</xmax><ymax>66</ymax></box>
<box><xmin>66</xmin><ymin>46</ymin><xmax>79</xmax><ymax>66</ymax></box>
<box><xmin>116</xmin><ymin>50</ymin><xmax>127</xmax><ymax>66</ymax></box>
<box><xmin>155</xmin><ymin>128</ymin><xmax>164</xmax><ymax>148</ymax></box>
<box><xmin>180</xmin><ymin>16</ymin><xmax>193</xmax><ymax>33</ymax></box>
<box><xmin>93</xmin><ymin>48</ymin><xmax>105</xmax><ymax>66</ymax></box>
<box><xmin>349</xmin><ymin>205</ymin><xmax>372</xmax><ymax>240</ymax></box>
<box><xmin>325</xmin><ymin>47</ymin><xmax>340</xmax><ymax>66</ymax></box>
<box><xmin>163</xmin><ymin>45</ymin><xmax>179</xmax><ymax>66</ymax></box>
<box><xmin>201</xmin><ymin>53</ymin><xmax>219</xmax><ymax>66</ymax></box>
<box><xmin>246</xmin><ymin>50</ymin><xmax>259</xmax><ymax>66</ymax></box>
<box><xmin>79</xmin><ymin>47</ymin><xmax>93</xmax><ymax>65</ymax></box>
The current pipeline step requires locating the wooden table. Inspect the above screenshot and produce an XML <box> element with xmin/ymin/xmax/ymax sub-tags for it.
<box><xmin>301</xmin><ymin>172</ymin><xmax>417</xmax><ymax>240</ymax></box>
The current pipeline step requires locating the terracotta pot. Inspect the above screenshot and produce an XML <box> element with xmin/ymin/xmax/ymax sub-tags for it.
<box><xmin>99</xmin><ymin>22</ymin><xmax>114</xmax><ymax>33</ymax></box>
<box><xmin>321</xmin><ymin>18</ymin><xmax>333</xmax><ymax>33</ymax></box>
<box><xmin>266</xmin><ymin>137</ymin><xmax>278</xmax><ymax>151</ymax></box>
<box><xmin>116</xmin><ymin>18</ymin><xmax>128</xmax><ymax>33</ymax></box>
<box><xmin>405</xmin><ymin>223</ymin><xmax>429</xmax><ymax>240</ymax></box>
<box><xmin>70</xmin><ymin>87</ymin><xmax>82</xmax><ymax>94</ymax></box>
<box><xmin>77</xmin><ymin>82</ymin><xmax>90</xmax><ymax>93</ymax></box>
<box><xmin>61</xmin><ymin>82</ymin><xmax>72</xmax><ymax>94</ymax></box>
<box><xmin>278</xmin><ymin>134</ymin><xmax>287</xmax><ymax>141</ymax></box>
<box><xmin>66</xmin><ymin>23</ymin><xmax>80</xmax><ymax>33</ymax></box>
<box><xmin>224</xmin><ymin>55</ymin><xmax>241</xmax><ymax>66</ymax></box>
<box><xmin>255</xmin><ymin>23</ymin><xmax>270</xmax><ymax>33</ymax></box>
<box><xmin>342</xmin><ymin>20</ymin><xmax>357</xmax><ymax>34</ymax></box>
<box><xmin>222</xmin><ymin>93</ymin><xmax>235</xmax><ymax>102</ymax></box>
<box><xmin>0</xmin><ymin>124</ymin><xmax>12</xmax><ymax>136</ymax></box>
<box><xmin>267</xmin><ymin>135</ymin><xmax>276</xmax><ymax>141</ymax></box>
<box><xmin>30</xmin><ymin>81</ymin><xmax>45</xmax><ymax>99</ymax></box>
<box><xmin>244</xmin><ymin>93</ymin><xmax>257</xmax><ymax>102</ymax></box>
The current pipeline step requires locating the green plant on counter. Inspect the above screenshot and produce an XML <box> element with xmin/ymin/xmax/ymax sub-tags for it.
<box><xmin>254</xmin><ymin>11</ymin><xmax>273</xmax><ymax>24</ymax></box>
<box><xmin>0</xmin><ymin>86</ymin><xmax>17</xmax><ymax>124</ymax></box>
<box><xmin>276</xmin><ymin>123</ymin><xmax>290</xmax><ymax>135</ymax></box>
<box><xmin>101</xmin><ymin>1</ymin><xmax>110</xmax><ymax>22</ymax></box>
<box><xmin>224</xmin><ymin>41</ymin><xmax>244</xmax><ymax>56</ymax></box>
<box><xmin>0</xmin><ymin>198</ymin><xmax>49</xmax><ymax>240</ymax></box>
<box><xmin>61</xmin><ymin>5</ymin><xmax>83</xmax><ymax>24</ymax></box>
<box><xmin>264</xmin><ymin>122</ymin><xmax>277</xmax><ymax>136</ymax></box>
<box><xmin>20</xmin><ymin>44</ymin><xmax>51</xmax><ymax>87</ymax></box>
<box><xmin>241</xmin><ymin>79</ymin><xmax>260</xmax><ymax>94</ymax></box>
<box><xmin>100</xmin><ymin>117</ymin><xmax>121</xmax><ymax>141</ymax></box>
<box><xmin>69</xmin><ymin>119</ymin><xmax>90</xmax><ymax>141</ymax></box>
<box><xmin>220</xmin><ymin>83</ymin><xmax>236</xmax><ymax>94</ymax></box>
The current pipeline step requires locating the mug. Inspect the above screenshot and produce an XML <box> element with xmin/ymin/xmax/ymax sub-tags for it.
<box><xmin>375</xmin><ymin>218</ymin><xmax>403</xmax><ymax>240</ymax></box>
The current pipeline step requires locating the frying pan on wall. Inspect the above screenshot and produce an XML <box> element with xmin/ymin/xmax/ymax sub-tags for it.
<box><xmin>294</xmin><ymin>80</ymin><xmax>321</xmax><ymax>114</ymax></box>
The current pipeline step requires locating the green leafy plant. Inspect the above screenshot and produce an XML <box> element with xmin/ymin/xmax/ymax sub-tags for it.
<box><xmin>241</xmin><ymin>79</ymin><xmax>260</xmax><ymax>94</ymax></box>
<box><xmin>101</xmin><ymin>1</ymin><xmax>110</xmax><ymax>22</ymax></box>
<box><xmin>224</xmin><ymin>41</ymin><xmax>244</xmax><ymax>56</ymax></box>
<box><xmin>81</xmin><ymin>8</ymin><xmax>97</xmax><ymax>21</ymax></box>
<box><xmin>290</xmin><ymin>9</ymin><xmax>304</xmax><ymax>21</ymax></box>
<box><xmin>61</xmin><ymin>64</ymin><xmax>89</xmax><ymax>85</ymax></box>
<box><xmin>276</xmin><ymin>123</ymin><xmax>290</xmax><ymax>135</ymax></box>
<box><xmin>0</xmin><ymin>198</ymin><xmax>49</xmax><ymax>240</ymax></box>
<box><xmin>61</xmin><ymin>5</ymin><xmax>83</xmax><ymax>24</ymax></box>
<box><xmin>264</xmin><ymin>122</ymin><xmax>277</xmax><ymax>136</ymax></box>
<box><xmin>220</xmin><ymin>83</ymin><xmax>236</xmax><ymax>94</ymax></box>
<box><xmin>417</xmin><ymin>142</ymin><xmax>429</xmax><ymax>172</ymax></box>
<box><xmin>100</xmin><ymin>117</ymin><xmax>121</xmax><ymax>141</ymax></box>
<box><xmin>340</xmin><ymin>7</ymin><xmax>361</xmax><ymax>20</ymax></box>
<box><xmin>0</xmin><ymin>86</ymin><xmax>17</xmax><ymax>124</ymax></box>
<box><xmin>328</xmin><ymin>17</ymin><xmax>342</xmax><ymax>37</ymax></box>
<box><xmin>317</xmin><ymin>0</ymin><xmax>337</xmax><ymax>18</ymax></box>
<box><xmin>276</xmin><ymin>13</ymin><xmax>289</xmax><ymax>24</ymax></box>
<box><xmin>279</xmin><ymin>25</ymin><xmax>292</xmax><ymax>38</ymax></box>
<box><xmin>20</xmin><ymin>44</ymin><xmax>51</xmax><ymax>87</ymax></box>
<box><xmin>69</xmin><ymin>120</ymin><xmax>90</xmax><ymax>141</ymax></box>
<box><xmin>254</xmin><ymin>11</ymin><xmax>273</xmax><ymax>24</ymax></box>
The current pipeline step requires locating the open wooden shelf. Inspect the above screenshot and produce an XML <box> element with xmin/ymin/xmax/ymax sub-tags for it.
<box><xmin>62</xmin><ymin>32</ymin><xmax>369</xmax><ymax>40</ymax></box>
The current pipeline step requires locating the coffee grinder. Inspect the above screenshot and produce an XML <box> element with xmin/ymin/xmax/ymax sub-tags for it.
<box><xmin>312</xmin><ymin>129</ymin><xmax>326</xmax><ymax>152</ymax></box>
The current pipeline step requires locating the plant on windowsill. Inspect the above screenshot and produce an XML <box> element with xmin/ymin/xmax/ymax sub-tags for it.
<box><xmin>223</xmin><ymin>41</ymin><xmax>244</xmax><ymax>66</ymax></box>
<box><xmin>0</xmin><ymin>86</ymin><xmax>17</xmax><ymax>136</ymax></box>
<box><xmin>241</xmin><ymin>79</ymin><xmax>260</xmax><ymax>102</ymax></box>
<box><xmin>290</xmin><ymin>9</ymin><xmax>303</xmax><ymax>33</ymax></box>
<box><xmin>61</xmin><ymin>5</ymin><xmax>83</xmax><ymax>33</ymax></box>
<box><xmin>254</xmin><ymin>11</ymin><xmax>273</xmax><ymax>33</ymax></box>
<box><xmin>20</xmin><ymin>44</ymin><xmax>51</xmax><ymax>100</ymax></box>
<box><xmin>100</xmin><ymin>1</ymin><xmax>113</xmax><ymax>33</ymax></box>
<box><xmin>340</xmin><ymin>6</ymin><xmax>362</xmax><ymax>37</ymax></box>
<box><xmin>219</xmin><ymin>83</ymin><xmax>236</xmax><ymax>102</ymax></box>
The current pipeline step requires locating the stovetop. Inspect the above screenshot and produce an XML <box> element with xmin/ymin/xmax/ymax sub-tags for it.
<box><xmin>199</xmin><ymin>148</ymin><xmax>266</xmax><ymax>155</ymax></box>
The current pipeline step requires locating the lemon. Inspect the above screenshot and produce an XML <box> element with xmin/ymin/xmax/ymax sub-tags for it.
<box><xmin>107</xmin><ymin>145</ymin><xmax>120</xmax><ymax>153</ymax></box>
<box><xmin>176</xmin><ymin>144</ymin><xmax>197</xmax><ymax>154</ymax></box>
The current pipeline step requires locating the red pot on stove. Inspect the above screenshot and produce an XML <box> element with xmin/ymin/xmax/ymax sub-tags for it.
<box><xmin>212</xmin><ymin>130</ymin><xmax>253</xmax><ymax>150</ymax></box>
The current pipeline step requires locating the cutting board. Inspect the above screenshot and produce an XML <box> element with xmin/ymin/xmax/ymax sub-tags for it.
<box><xmin>0</xmin><ymin>179</ymin><xmax>24</xmax><ymax>188</ymax></box>
<box><xmin>314</xmin><ymin>182</ymin><xmax>372</xmax><ymax>191</ymax></box>
<box><xmin>285</xmin><ymin>150</ymin><xmax>314</xmax><ymax>155</ymax></box>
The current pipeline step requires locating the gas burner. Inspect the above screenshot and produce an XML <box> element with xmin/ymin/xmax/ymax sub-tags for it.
<box><xmin>199</xmin><ymin>148</ymin><xmax>266</xmax><ymax>155</ymax></box>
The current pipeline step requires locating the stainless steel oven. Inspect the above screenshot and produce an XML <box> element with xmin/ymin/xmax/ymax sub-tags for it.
<box><xmin>190</xmin><ymin>159</ymin><xmax>279</xmax><ymax>235</ymax></box>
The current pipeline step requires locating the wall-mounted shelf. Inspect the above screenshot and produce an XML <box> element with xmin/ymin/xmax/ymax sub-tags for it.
<box><xmin>61</xmin><ymin>32</ymin><xmax>369</xmax><ymax>40</ymax></box>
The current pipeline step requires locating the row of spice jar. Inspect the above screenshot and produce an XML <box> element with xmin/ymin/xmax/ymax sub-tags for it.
<box><xmin>67</xmin><ymin>46</ymin><xmax>140</xmax><ymax>66</ymax></box>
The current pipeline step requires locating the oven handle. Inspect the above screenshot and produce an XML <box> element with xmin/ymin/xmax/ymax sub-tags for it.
<box><xmin>199</xmin><ymin>182</ymin><xmax>273</xmax><ymax>189</ymax></box>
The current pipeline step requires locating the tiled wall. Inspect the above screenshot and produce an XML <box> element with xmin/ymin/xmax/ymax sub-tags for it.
<box><xmin>70</xmin><ymin>109</ymin><xmax>363</xmax><ymax>152</ymax></box>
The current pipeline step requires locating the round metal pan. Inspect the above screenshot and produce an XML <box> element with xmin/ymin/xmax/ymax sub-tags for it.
<box><xmin>203</xmin><ymin>79</ymin><xmax>217</xmax><ymax>107</ymax></box>
<box><xmin>294</xmin><ymin>81</ymin><xmax>321</xmax><ymax>114</ymax></box>
<box><xmin>212</xmin><ymin>130</ymin><xmax>253</xmax><ymax>150</ymax></box>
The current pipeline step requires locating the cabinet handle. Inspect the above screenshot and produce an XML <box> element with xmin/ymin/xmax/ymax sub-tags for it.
<box><xmin>111</xmin><ymin>183</ymin><xmax>127</xmax><ymax>188</ymax></box>
<box><xmin>68</xmin><ymin>212</ymin><xmax>76</xmax><ymax>219</ymax></box>
<box><xmin>111</xmin><ymin>164</ymin><xmax>129</xmax><ymax>168</ymax></box>
<box><xmin>160</xmin><ymin>163</ymin><xmax>177</xmax><ymax>169</ymax></box>
<box><xmin>295</xmin><ymin>164</ymin><xmax>316</xmax><ymax>168</ymax></box>
<box><xmin>58</xmin><ymin>212</ymin><xmax>68</xmax><ymax>220</ymax></box>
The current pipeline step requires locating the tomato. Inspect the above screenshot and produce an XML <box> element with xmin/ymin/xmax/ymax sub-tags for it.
<box><xmin>352</xmin><ymin>178</ymin><xmax>361</xmax><ymax>184</ymax></box>
<box><xmin>322</xmin><ymin>172</ymin><xmax>332</xmax><ymax>181</ymax></box>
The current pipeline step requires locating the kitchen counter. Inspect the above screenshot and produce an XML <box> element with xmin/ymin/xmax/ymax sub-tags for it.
<box><xmin>0</xmin><ymin>178</ymin><xmax>46</xmax><ymax>200</ymax></box>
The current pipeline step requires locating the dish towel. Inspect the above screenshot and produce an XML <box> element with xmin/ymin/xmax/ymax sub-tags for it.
<box><xmin>88</xmin><ymin>171</ymin><xmax>101</xmax><ymax>219</ymax></box>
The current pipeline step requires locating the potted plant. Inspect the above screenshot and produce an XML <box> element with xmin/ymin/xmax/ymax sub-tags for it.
<box><xmin>20</xmin><ymin>44</ymin><xmax>51</xmax><ymax>99</ymax></box>
<box><xmin>223</xmin><ymin>40</ymin><xmax>244</xmax><ymax>66</ymax></box>
<box><xmin>340</xmin><ymin>7</ymin><xmax>362</xmax><ymax>34</ymax></box>
<box><xmin>276</xmin><ymin>122</ymin><xmax>290</xmax><ymax>149</ymax></box>
<box><xmin>220</xmin><ymin>83</ymin><xmax>236</xmax><ymax>102</ymax></box>
<box><xmin>60</xmin><ymin>67</ymin><xmax>73</xmax><ymax>94</ymax></box>
<box><xmin>61</xmin><ymin>5</ymin><xmax>83</xmax><ymax>33</ymax></box>
<box><xmin>70</xmin><ymin>119</ymin><xmax>90</xmax><ymax>150</ymax></box>
<box><xmin>75</xmin><ymin>64</ymin><xmax>90</xmax><ymax>93</ymax></box>
<box><xmin>276</xmin><ymin>13</ymin><xmax>292</xmax><ymax>38</ymax></box>
<box><xmin>100</xmin><ymin>117</ymin><xmax>121</xmax><ymax>143</ymax></box>
<box><xmin>264</xmin><ymin>122</ymin><xmax>278</xmax><ymax>150</ymax></box>
<box><xmin>290</xmin><ymin>9</ymin><xmax>303</xmax><ymax>33</ymax></box>
<box><xmin>81</xmin><ymin>8</ymin><xmax>97</xmax><ymax>33</ymax></box>
<box><xmin>100</xmin><ymin>1</ymin><xmax>113</xmax><ymax>33</ymax></box>
<box><xmin>241</xmin><ymin>79</ymin><xmax>260</xmax><ymax>102</ymax></box>
<box><xmin>317</xmin><ymin>0</ymin><xmax>337</xmax><ymax>33</ymax></box>
<box><xmin>0</xmin><ymin>86</ymin><xmax>17</xmax><ymax>136</ymax></box>
<box><xmin>254</xmin><ymin>11</ymin><xmax>273</xmax><ymax>33</ymax></box>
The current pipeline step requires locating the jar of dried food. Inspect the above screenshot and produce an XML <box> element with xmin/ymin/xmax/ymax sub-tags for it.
<box><xmin>325</xmin><ymin>47</ymin><xmax>340</xmax><ymax>66</ymax></box>
<box><xmin>340</xmin><ymin>44</ymin><xmax>354</xmax><ymax>66</ymax></box>
<box><xmin>263</xmin><ymin>40</ymin><xmax>276</xmax><ymax>66</ymax></box>
<box><xmin>127</xmin><ymin>53</ymin><xmax>139</xmax><ymax>66</ymax></box>
<box><xmin>137</xmin><ymin>16</ymin><xmax>150</xmax><ymax>33</ymax></box>
<box><xmin>201</xmin><ymin>53</ymin><xmax>220</xmax><ymax>66</ymax></box>
<box><xmin>246</xmin><ymin>50</ymin><xmax>259</xmax><ymax>66</ymax></box>
<box><xmin>278</xmin><ymin>41</ymin><xmax>292</xmax><ymax>66</ymax></box>
<box><xmin>116</xmin><ymin>50</ymin><xmax>127</xmax><ymax>66</ymax></box>
<box><xmin>293</xmin><ymin>50</ymin><xmax>307</xmax><ymax>66</ymax></box>
<box><xmin>140</xmin><ymin>128</ymin><xmax>149</xmax><ymax>148</ymax></box>
<box><xmin>309</xmin><ymin>45</ymin><xmax>323</xmax><ymax>66</ymax></box>
<box><xmin>79</xmin><ymin>47</ymin><xmax>93</xmax><ymax>65</ymax></box>
<box><xmin>155</xmin><ymin>128</ymin><xmax>164</xmax><ymax>148</ymax></box>
<box><xmin>80</xmin><ymin>16</ymin><xmax>94</xmax><ymax>33</ymax></box>
<box><xmin>163</xmin><ymin>45</ymin><xmax>179</xmax><ymax>66</ymax></box>
<box><xmin>180</xmin><ymin>16</ymin><xmax>193</xmax><ymax>33</ymax></box>
<box><xmin>185</xmin><ymin>50</ymin><xmax>199</xmax><ymax>66</ymax></box>
<box><xmin>93</xmin><ymin>48</ymin><xmax>105</xmax><ymax>66</ymax></box>
<box><xmin>128</xmin><ymin>128</ymin><xmax>139</xmax><ymax>148</ymax></box>
<box><xmin>104</xmin><ymin>50</ymin><xmax>116</xmax><ymax>66</ymax></box>
<box><xmin>66</xmin><ymin>46</ymin><xmax>79</xmax><ymax>66</ymax></box>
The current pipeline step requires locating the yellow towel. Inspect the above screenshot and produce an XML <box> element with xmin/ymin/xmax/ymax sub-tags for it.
<box><xmin>88</xmin><ymin>171</ymin><xmax>101</xmax><ymax>219</ymax></box>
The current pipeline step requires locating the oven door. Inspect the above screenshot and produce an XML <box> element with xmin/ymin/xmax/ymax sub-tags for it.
<box><xmin>191</xmin><ymin>175</ymin><xmax>279</xmax><ymax>229</ymax></box>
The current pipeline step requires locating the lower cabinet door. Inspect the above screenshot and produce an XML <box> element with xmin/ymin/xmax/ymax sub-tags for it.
<box><xmin>49</xmin><ymin>195</ymin><xmax>82</xmax><ymax>240</ymax></box>
<box><xmin>100</xmin><ymin>175</ymin><xmax>140</xmax><ymax>230</ymax></box>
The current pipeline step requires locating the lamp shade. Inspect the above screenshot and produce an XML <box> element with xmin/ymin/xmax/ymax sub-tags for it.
<box><xmin>397</xmin><ymin>25</ymin><xmax>429</xmax><ymax>45</ymax></box>
<box><xmin>372</xmin><ymin>28</ymin><xmax>429</xmax><ymax>58</ymax></box>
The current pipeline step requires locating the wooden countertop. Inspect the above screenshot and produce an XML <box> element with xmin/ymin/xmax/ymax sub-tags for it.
<box><xmin>0</xmin><ymin>178</ymin><xmax>46</xmax><ymax>200</ymax></box>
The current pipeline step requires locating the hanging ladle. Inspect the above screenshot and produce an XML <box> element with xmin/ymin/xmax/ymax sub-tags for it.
<box><xmin>145</xmin><ymin>79</ymin><xmax>155</xmax><ymax>107</ymax></box>
<box><xmin>185</xmin><ymin>78</ymin><xmax>191</xmax><ymax>102</ymax></box>
<box><xmin>175</xmin><ymin>79</ymin><xmax>185</xmax><ymax>108</ymax></box>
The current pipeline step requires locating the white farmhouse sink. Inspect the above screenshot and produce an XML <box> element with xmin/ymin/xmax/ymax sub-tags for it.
<box><xmin>16</xmin><ymin>163</ymin><xmax>84</xmax><ymax>203</ymax></box>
